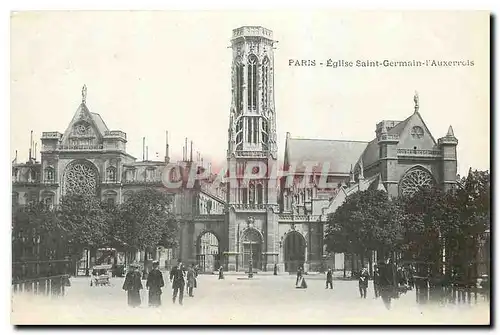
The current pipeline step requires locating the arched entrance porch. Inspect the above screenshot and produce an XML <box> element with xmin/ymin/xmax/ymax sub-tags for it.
<box><xmin>196</xmin><ymin>231</ymin><xmax>221</xmax><ymax>273</ymax></box>
<box><xmin>241</xmin><ymin>228</ymin><xmax>263</xmax><ymax>271</ymax></box>
<box><xmin>284</xmin><ymin>231</ymin><xmax>306</xmax><ymax>273</ymax></box>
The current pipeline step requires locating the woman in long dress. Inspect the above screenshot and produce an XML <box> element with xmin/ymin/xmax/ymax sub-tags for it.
<box><xmin>295</xmin><ymin>267</ymin><xmax>307</xmax><ymax>289</ymax></box>
<box><xmin>122</xmin><ymin>264</ymin><xmax>143</xmax><ymax>307</ymax></box>
<box><xmin>186</xmin><ymin>266</ymin><xmax>196</xmax><ymax>297</ymax></box>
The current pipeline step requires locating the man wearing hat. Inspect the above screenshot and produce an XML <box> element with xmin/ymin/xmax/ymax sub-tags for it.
<box><xmin>122</xmin><ymin>264</ymin><xmax>143</xmax><ymax>307</ymax></box>
<box><xmin>169</xmin><ymin>259</ymin><xmax>186</xmax><ymax>305</ymax></box>
<box><xmin>146</xmin><ymin>260</ymin><xmax>164</xmax><ymax>307</ymax></box>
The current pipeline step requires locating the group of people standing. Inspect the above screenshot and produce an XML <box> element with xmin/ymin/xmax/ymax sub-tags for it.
<box><xmin>122</xmin><ymin>260</ymin><xmax>199</xmax><ymax>308</ymax></box>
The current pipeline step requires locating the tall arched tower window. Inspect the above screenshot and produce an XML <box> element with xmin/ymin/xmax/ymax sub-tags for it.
<box><xmin>247</xmin><ymin>54</ymin><xmax>258</xmax><ymax>112</ymax></box>
<box><xmin>235</xmin><ymin>59</ymin><xmax>244</xmax><ymax>115</ymax></box>
<box><xmin>261</xmin><ymin>56</ymin><xmax>269</xmax><ymax>112</ymax></box>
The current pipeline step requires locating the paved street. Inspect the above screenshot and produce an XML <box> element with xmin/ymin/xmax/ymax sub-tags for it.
<box><xmin>12</xmin><ymin>274</ymin><xmax>490</xmax><ymax>325</ymax></box>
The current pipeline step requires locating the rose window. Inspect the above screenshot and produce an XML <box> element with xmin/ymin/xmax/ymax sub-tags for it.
<box><xmin>64</xmin><ymin>162</ymin><xmax>98</xmax><ymax>196</ymax></box>
<box><xmin>400</xmin><ymin>168</ymin><xmax>434</xmax><ymax>197</ymax></box>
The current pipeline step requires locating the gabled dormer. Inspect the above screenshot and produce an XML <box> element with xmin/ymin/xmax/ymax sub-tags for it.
<box><xmin>59</xmin><ymin>85</ymin><xmax>109</xmax><ymax>150</ymax></box>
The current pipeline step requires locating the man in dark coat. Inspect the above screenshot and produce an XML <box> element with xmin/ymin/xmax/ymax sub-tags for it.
<box><xmin>358</xmin><ymin>267</ymin><xmax>369</xmax><ymax>298</ymax></box>
<box><xmin>325</xmin><ymin>268</ymin><xmax>333</xmax><ymax>289</ymax></box>
<box><xmin>378</xmin><ymin>259</ymin><xmax>398</xmax><ymax>310</ymax></box>
<box><xmin>192</xmin><ymin>263</ymin><xmax>199</xmax><ymax>288</ymax></box>
<box><xmin>373</xmin><ymin>265</ymin><xmax>380</xmax><ymax>298</ymax></box>
<box><xmin>273</xmin><ymin>264</ymin><xmax>278</xmax><ymax>275</ymax></box>
<box><xmin>146</xmin><ymin>261</ymin><xmax>164</xmax><ymax>307</ymax></box>
<box><xmin>122</xmin><ymin>264</ymin><xmax>143</xmax><ymax>307</ymax></box>
<box><xmin>218</xmin><ymin>266</ymin><xmax>224</xmax><ymax>280</ymax></box>
<box><xmin>169</xmin><ymin>260</ymin><xmax>186</xmax><ymax>305</ymax></box>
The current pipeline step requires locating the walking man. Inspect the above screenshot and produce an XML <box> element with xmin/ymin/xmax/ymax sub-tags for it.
<box><xmin>358</xmin><ymin>267</ymin><xmax>369</xmax><ymax>299</ymax></box>
<box><xmin>373</xmin><ymin>265</ymin><xmax>380</xmax><ymax>298</ymax></box>
<box><xmin>170</xmin><ymin>259</ymin><xmax>186</xmax><ymax>305</ymax></box>
<box><xmin>325</xmin><ymin>267</ymin><xmax>333</xmax><ymax>289</ymax></box>
<box><xmin>218</xmin><ymin>266</ymin><xmax>224</xmax><ymax>280</ymax></box>
<box><xmin>146</xmin><ymin>260</ymin><xmax>164</xmax><ymax>307</ymax></box>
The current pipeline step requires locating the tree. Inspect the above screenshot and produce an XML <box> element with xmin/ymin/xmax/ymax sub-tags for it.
<box><xmin>399</xmin><ymin>170</ymin><xmax>490</xmax><ymax>283</ymax></box>
<box><xmin>57</xmin><ymin>193</ymin><xmax>109</xmax><ymax>272</ymax></box>
<box><xmin>325</xmin><ymin>190</ymin><xmax>404</xmax><ymax>271</ymax></box>
<box><xmin>119</xmin><ymin>188</ymin><xmax>179</xmax><ymax>266</ymax></box>
<box><xmin>12</xmin><ymin>201</ymin><xmax>67</xmax><ymax>279</ymax></box>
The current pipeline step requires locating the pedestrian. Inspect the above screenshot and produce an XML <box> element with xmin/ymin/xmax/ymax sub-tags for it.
<box><xmin>358</xmin><ymin>267</ymin><xmax>369</xmax><ymax>298</ymax></box>
<box><xmin>378</xmin><ymin>258</ymin><xmax>398</xmax><ymax>310</ymax></box>
<box><xmin>169</xmin><ymin>259</ymin><xmax>186</xmax><ymax>305</ymax></box>
<box><xmin>273</xmin><ymin>264</ymin><xmax>278</xmax><ymax>275</ymax></box>
<box><xmin>192</xmin><ymin>263</ymin><xmax>199</xmax><ymax>289</ymax></box>
<box><xmin>186</xmin><ymin>265</ymin><xmax>196</xmax><ymax>297</ymax></box>
<box><xmin>373</xmin><ymin>265</ymin><xmax>380</xmax><ymax>298</ymax></box>
<box><xmin>218</xmin><ymin>266</ymin><xmax>224</xmax><ymax>280</ymax></box>
<box><xmin>122</xmin><ymin>264</ymin><xmax>143</xmax><ymax>308</ymax></box>
<box><xmin>295</xmin><ymin>266</ymin><xmax>302</xmax><ymax>286</ymax></box>
<box><xmin>295</xmin><ymin>267</ymin><xmax>307</xmax><ymax>289</ymax></box>
<box><xmin>146</xmin><ymin>260</ymin><xmax>164</xmax><ymax>307</ymax></box>
<box><xmin>407</xmin><ymin>264</ymin><xmax>415</xmax><ymax>290</ymax></box>
<box><xmin>325</xmin><ymin>267</ymin><xmax>333</xmax><ymax>289</ymax></box>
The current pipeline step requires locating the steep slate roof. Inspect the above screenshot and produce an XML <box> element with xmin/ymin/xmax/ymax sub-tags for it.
<box><xmin>360</xmin><ymin>114</ymin><xmax>413</xmax><ymax>168</ymax></box>
<box><xmin>286</xmin><ymin>138</ymin><xmax>369</xmax><ymax>174</ymax></box>
<box><xmin>91</xmin><ymin>112</ymin><xmax>109</xmax><ymax>135</ymax></box>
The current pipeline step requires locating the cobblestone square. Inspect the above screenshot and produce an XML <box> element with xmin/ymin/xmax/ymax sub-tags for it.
<box><xmin>11</xmin><ymin>274</ymin><xmax>489</xmax><ymax>325</ymax></box>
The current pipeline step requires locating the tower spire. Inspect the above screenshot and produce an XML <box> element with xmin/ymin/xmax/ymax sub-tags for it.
<box><xmin>414</xmin><ymin>90</ymin><xmax>419</xmax><ymax>113</ymax></box>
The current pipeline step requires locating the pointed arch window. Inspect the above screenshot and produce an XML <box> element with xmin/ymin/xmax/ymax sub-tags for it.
<box><xmin>261</xmin><ymin>56</ymin><xmax>269</xmax><ymax>112</ymax></box>
<box><xmin>247</xmin><ymin>54</ymin><xmax>258</xmax><ymax>112</ymax></box>
<box><xmin>235</xmin><ymin>60</ymin><xmax>244</xmax><ymax>115</ymax></box>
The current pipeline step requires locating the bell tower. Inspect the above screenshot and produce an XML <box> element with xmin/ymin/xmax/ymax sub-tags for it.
<box><xmin>225</xmin><ymin>26</ymin><xmax>279</xmax><ymax>272</ymax></box>
<box><xmin>227</xmin><ymin>26</ymin><xmax>278</xmax><ymax>205</ymax></box>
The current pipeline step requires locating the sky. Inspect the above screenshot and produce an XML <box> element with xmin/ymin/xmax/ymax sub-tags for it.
<box><xmin>10</xmin><ymin>11</ymin><xmax>490</xmax><ymax>176</ymax></box>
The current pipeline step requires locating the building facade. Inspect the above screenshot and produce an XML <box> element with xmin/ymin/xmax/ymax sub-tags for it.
<box><xmin>12</xmin><ymin>26</ymin><xmax>459</xmax><ymax>274</ymax></box>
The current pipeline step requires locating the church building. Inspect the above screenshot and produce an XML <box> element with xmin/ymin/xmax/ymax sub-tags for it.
<box><xmin>12</xmin><ymin>26</ymin><xmax>459</xmax><ymax>274</ymax></box>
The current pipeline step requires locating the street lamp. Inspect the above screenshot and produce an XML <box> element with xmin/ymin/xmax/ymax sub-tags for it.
<box><xmin>248</xmin><ymin>240</ymin><xmax>253</xmax><ymax>278</ymax></box>
<box><xmin>246</xmin><ymin>216</ymin><xmax>255</xmax><ymax>278</ymax></box>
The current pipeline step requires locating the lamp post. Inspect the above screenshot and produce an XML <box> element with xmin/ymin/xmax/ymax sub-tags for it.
<box><xmin>248</xmin><ymin>240</ymin><xmax>254</xmax><ymax>278</ymax></box>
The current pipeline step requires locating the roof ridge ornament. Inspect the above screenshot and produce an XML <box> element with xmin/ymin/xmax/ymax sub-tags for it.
<box><xmin>82</xmin><ymin>84</ymin><xmax>87</xmax><ymax>104</ymax></box>
<box><xmin>414</xmin><ymin>90</ymin><xmax>419</xmax><ymax>113</ymax></box>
